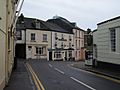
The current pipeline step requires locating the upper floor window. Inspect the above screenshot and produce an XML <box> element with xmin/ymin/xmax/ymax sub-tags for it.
<box><xmin>31</xmin><ymin>33</ymin><xmax>35</xmax><ymax>41</ymax></box>
<box><xmin>81</xmin><ymin>40</ymin><xmax>84</xmax><ymax>47</ymax></box>
<box><xmin>79</xmin><ymin>31</ymin><xmax>80</xmax><ymax>37</ymax></box>
<box><xmin>76</xmin><ymin>40</ymin><xmax>77</xmax><ymax>47</ymax></box>
<box><xmin>16</xmin><ymin>30</ymin><xmax>22</xmax><ymax>40</ymax></box>
<box><xmin>69</xmin><ymin>35</ymin><xmax>72</xmax><ymax>41</ymax></box>
<box><xmin>82</xmin><ymin>32</ymin><xmax>84</xmax><ymax>37</ymax></box>
<box><xmin>55</xmin><ymin>33</ymin><xmax>58</xmax><ymax>40</ymax></box>
<box><xmin>43</xmin><ymin>34</ymin><xmax>47</xmax><ymax>42</ymax></box>
<box><xmin>55</xmin><ymin>42</ymin><xmax>57</xmax><ymax>48</ymax></box>
<box><xmin>69</xmin><ymin>43</ymin><xmax>72</xmax><ymax>48</ymax></box>
<box><xmin>35</xmin><ymin>20</ymin><xmax>41</xmax><ymax>29</ymax></box>
<box><xmin>62</xmin><ymin>34</ymin><xmax>64</xmax><ymax>39</ymax></box>
<box><xmin>79</xmin><ymin>40</ymin><xmax>80</xmax><ymax>48</ymax></box>
<box><xmin>110</xmin><ymin>28</ymin><xmax>116</xmax><ymax>52</ymax></box>
<box><xmin>61</xmin><ymin>42</ymin><xmax>64</xmax><ymax>48</ymax></box>
<box><xmin>75</xmin><ymin>30</ymin><xmax>77</xmax><ymax>37</ymax></box>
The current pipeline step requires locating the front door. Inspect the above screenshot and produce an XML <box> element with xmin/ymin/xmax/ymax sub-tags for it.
<box><xmin>65</xmin><ymin>51</ymin><xmax>67</xmax><ymax>60</ymax></box>
<box><xmin>49</xmin><ymin>52</ymin><xmax>52</xmax><ymax>61</ymax></box>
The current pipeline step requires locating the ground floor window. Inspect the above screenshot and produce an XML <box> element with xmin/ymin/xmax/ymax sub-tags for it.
<box><xmin>110</xmin><ymin>28</ymin><xmax>116</xmax><ymax>52</ymax></box>
<box><xmin>76</xmin><ymin>51</ymin><xmax>77</xmax><ymax>57</ymax></box>
<box><xmin>28</xmin><ymin>46</ymin><xmax>32</xmax><ymax>51</ymax></box>
<box><xmin>36</xmin><ymin>46</ymin><xmax>46</xmax><ymax>55</ymax></box>
<box><xmin>69</xmin><ymin>51</ymin><xmax>72</xmax><ymax>57</ymax></box>
<box><xmin>54</xmin><ymin>51</ymin><xmax>61</xmax><ymax>58</ymax></box>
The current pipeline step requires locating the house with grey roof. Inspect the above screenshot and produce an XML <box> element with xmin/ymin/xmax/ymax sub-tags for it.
<box><xmin>93</xmin><ymin>16</ymin><xmax>120</xmax><ymax>66</ymax></box>
<box><xmin>47</xmin><ymin>16</ymin><xmax>85</xmax><ymax>61</ymax></box>
<box><xmin>15</xmin><ymin>14</ymin><xmax>75</xmax><ymax>61</ymax></box>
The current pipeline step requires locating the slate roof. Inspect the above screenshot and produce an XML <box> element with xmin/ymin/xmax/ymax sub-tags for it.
<box><xmin>16</xmin><ymin>15</ymin><xmax>73</xmax><ymax>34</ymax></box>
<box><xmin>16</xmin><ymin>17</ymin><xmax>48</xmax><ymax>30</ymax></box>
<box><xmin>47</xmin><ymin>16</ymin><xmax>84</xmax><ymax>32</ymax></box>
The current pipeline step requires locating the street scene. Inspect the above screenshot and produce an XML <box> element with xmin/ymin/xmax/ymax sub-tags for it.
<box><xmin>0</xmin><ymin>0</ymin><xmax>120</xmax><ymax>90</ymax></box>
<box><xmin>4</xmin><ymin>59</ymin><xmax>120</xmax><ymax>90</ymax></box>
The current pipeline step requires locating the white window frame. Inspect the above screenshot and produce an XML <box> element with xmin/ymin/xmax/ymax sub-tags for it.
<box><xmin>31</xmin><ymin>33</ymin><xmax>35</xmax><ymax>41</ymax></box>
<box><xmin>110</xmin><ymin>28</ymin><xmax>116</xmax><ymax>52</ymax></box>
<box><xmin>36</xmin><ymin>46</ymin><xmax>46</xmax><ymax>55</ymax></box>
<box><xmin>54</xmin><ymin>51</ymin><xmax>61</xmax><ymax>59</ymax></box>
<box><xmin>43</xmin><ymin>34</ymin><xmax>47</xmax><ymax>42</ymax></box>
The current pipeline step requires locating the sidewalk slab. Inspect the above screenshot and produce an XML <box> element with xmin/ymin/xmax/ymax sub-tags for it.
<box><xmin>72</xmin><ymin>61</ymin><xmax>120</xmax><ymax>80</ymax></box>
<box><xmin>4</xmin><ymin>59</ymin><xmax>34</xmax><ymax>90</ymax></box>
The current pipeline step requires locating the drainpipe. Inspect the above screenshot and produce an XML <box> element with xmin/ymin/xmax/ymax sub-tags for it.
<box><xmin>50</xmin><ymin>31</ymin><xmax>52</xmax><ymax>61</ymax></box>
<box><xmin>25</xmin><ymin>29</ymin><xmax>26</xmax><ymax>59</ymax></box>
<box><xmin>5</xmin><ymin>0</ymin><xmax>9</xmax><ymax>85</ymax></box>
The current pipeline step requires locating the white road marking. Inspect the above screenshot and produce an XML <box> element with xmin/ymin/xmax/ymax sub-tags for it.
<box><xmin>55</xmin><ymin>68</ymin><xmax>65</xmax><ymax>74</ymax></box>
<box><xmin>68</xmin><ymin>64</ymin><xmax>95</xmax><ymax>74</ymax></box>
<box><xmin>70</xmin><ymin>77</ymin><xmax>96</xmax><ymax>90</ymax></box>
<box><xmin>48</xmin><ymin>64</ymin><xmax>53</xmax><ymax>68</ymax></box>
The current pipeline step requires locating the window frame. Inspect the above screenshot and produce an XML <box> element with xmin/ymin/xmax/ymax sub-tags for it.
<box><xmin>43</xmin><ymin>34</ymin><xmax>47</xmax><ymax>42</ymax></box>
<box><xmin>31</xmin><ymin>33</ymin><xmax>35</xmax><ymax>41</ymax></box>
<box><xmin>110</xmin><ymin>28</ymin><xmax>116</xmax><ymax>52</ymax></box>
<box><xmin>36</xmin><ymin>46</ymin><xmax>46</xmax><ymax>55</ymax></box>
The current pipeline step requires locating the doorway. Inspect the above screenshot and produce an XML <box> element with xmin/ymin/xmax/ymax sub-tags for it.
<box><xmin>15</xmin><ymin>44</ymin><xmax>26</xmax><ymax>59</ymax></box>
<box><xmin>49</xmin><ymin>52</ymin><xmax>52</xmax><ymax>61</ymax></box>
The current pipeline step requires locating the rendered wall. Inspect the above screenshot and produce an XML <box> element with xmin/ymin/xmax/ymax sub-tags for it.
<box><xmin>0</xmin><ymin>0</ymin><xmax>6</xmax><ymax>89</ymax></box>
<box><xmin>97</xmin><ymin>18</ymin><xmax>120</xmax><ymax>65</ymax></box>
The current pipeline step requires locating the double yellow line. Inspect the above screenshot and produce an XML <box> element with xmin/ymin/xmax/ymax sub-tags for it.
<box><xmin>26</xmin><ymin>62</ymin><xmax>45</xmax><ymax>90</ymax></box>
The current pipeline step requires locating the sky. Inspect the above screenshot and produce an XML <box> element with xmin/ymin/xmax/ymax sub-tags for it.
<box><xmin>21</xmin><ymin>0</ymin><xmax>120</xmax><ymax>30</ymax></box>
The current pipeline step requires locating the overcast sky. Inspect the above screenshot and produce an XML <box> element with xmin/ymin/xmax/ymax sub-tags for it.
<box><xmin>21</xmin><ymin>0</ymin><xmax>120</xmax><ymax>30</ymax></box>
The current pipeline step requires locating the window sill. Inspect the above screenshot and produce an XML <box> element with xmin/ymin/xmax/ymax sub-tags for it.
<box><xmin>42</xmin><ymin>41</ymin><xmax>48</xmax><ymax>42</ymax></box>
<box><xmin>35</xmin><ymin>54</ymin><xmax>47</xmax><ymax>56</ymax></box>
<box><xmin>31</xmin><ymin>40</ymin><xmax>36</xmax><ymax>42</ymax></box>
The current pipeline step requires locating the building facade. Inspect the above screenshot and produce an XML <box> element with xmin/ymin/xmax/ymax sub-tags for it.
<box><xmin>0</xmin><ymin>0</ymin><xmax>23</xmax><ymax>89</ymax></box>
<box><xmin>0</xmin><ymin>1</ymin><xmax>6</xmax><ymax>89</ymax></box>
<box><xmin>16</xmin><ymin>15</ymin><xmax>85</xmax><ymax>61</ymax></box>
<box><xmin>25</xmin><ymin>29</ymin><xmax>51</xmax><ymax>59</ymax></box>
<box><xmin>73</xmin><ymin>28</ymin><xmax>85</xmax><ymax>61</ymax></box>
<box><xmin>47</xmin><ymin>16</ymin><xmax>85</xmax><ymax>61</ymax></box>
<box><xmin>16</xmin><ymin>15</ymin><xmax>75</xmax><ymax>61</ymax></box>
<box><xmin>48</xmin><ymin>31</ymin><xmax>74</xmax><ymax>61</ymax></box>
<box><xmin>93</xmin><ymin>16</ymin><xmax>120</xmax><ymax>65</ymax></box>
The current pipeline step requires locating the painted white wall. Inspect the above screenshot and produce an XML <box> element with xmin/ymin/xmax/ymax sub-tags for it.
<box><xmin>96</xmin><ymin>18</ymin><xmax>120</xmax><ymax>65</ymax></box>
<box><xmin>0</xmin><ymin>0</ymin><xmax>6</xmax><ymax>89</ymax></box>
<box><xmin>26</xmin><ymin>29</ymin><xmax>51</xmax><ymax>59</ymax></box>
<box><xmin>52</xmin><ymin>32</ymin><xmax>74</xmax><ymax>49</ymax></box>
<box><xmin>73</xmin><ymin>29</ymin><xmax>84</xmax><ymax>60</ymax></box>
<box><xmin>51</xmin><ymin>31</ymin><xmax>74</xmax><ymax>60</ymax></box>
<box><xmin>0</xmin><ymin>0</ymin><xmax>16</xmax><ymax>89</ymax></box>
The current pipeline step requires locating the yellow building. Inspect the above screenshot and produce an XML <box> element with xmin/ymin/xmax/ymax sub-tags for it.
<box><xmin>0</xmin><ymin>0</ymin><xmax>23</xmax><ymax>89</ymax></box>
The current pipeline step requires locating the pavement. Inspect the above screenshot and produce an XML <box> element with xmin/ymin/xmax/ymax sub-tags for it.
<box><xmin>72</xmin><ymin>61</ymin><xmax>120</xmax><ymax>80</ymax></box>
<box><xmin>4</xmin><ymin>59</ymin><xmax>34</xmax><ymax>90</ymax></box>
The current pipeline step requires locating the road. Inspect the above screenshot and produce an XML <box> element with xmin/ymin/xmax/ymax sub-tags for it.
<box><xmin>27</xmin><ymin>60</ymin><xmax>120</xmax><ymax>90</ymax></box>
